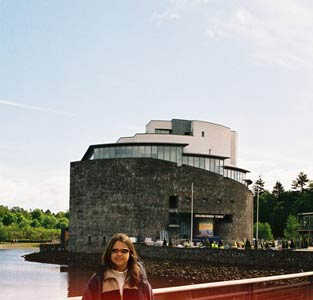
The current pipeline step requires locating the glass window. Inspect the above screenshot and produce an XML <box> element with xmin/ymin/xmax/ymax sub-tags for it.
<box><xmin>177</xmin><ymin>147</ymin><xmax>182</xmax><ymax>165</ymax></box>
<box><xmin>126</xmin><ymin>146</ymin><xmax>132</xmax><ymax>157</ymax></box>
<box><xmin>220</xmin><ymin>160</ymin><xmax>224</xmax><ymax>175</ymax></box>
<box><xmin>210</xmin><ymin>159</ymin><xmax>215</xmax><ymax>172</ymax></box>
<box><xmin>94</xmin><ymin>149</ymin><xmax>99</xmax><ymax>159</ymax></box>
<box><xmin>170</xmin><ymin>146</ymin><xmax>176</xmax><ymax>162</ymax></box>
<box><xmin>169</xmin><ymin>213</ymin><xmax>179</xmax><ymax>225</ymax></box>
<box><xmin>104</xmin><ymin>148</ymin><xmax>109</xmax><ymax>158</ymax></box>
<box><xmin>155</xmin><ymin>129</ymin><xmax>171</xmax><ymax>134</ymax></box>
<box><xmin>139</xmin><ymin>146</ymin><xmax>145</xmax><ymax>157</ymax></box>
<box><xmin>98</xmin><ymin>148</ymin><xmax>104</xmax><ymax>158</ymax></box>
<box><xmin>133</xmin><ymin>146</ymin><xmax>139</xmax><ymax>157</ymax></box>
<box><xmin>144</xmin><ymin>146</ymin><xmax>151</xmax><ymax>157</ymax></box>
<box><xmin>188</xmin><ymin>156</ymin><xmax>194</xmax><ymax>167</ymax></box>
<box><xmin>120</xmin><ymin>146</ymin><xmax>126</xmax><ymax>158</ymax></box>
<box><xmin>215</xmin><ymin>159</ymin><xmax>220</xmax><ymax>173</ymax></box>
<box><xmin>194</xmin><ymin>157</ymin><xmax>200</xmax><ymax>168</ymax></box>
<box><xmin>151</xmin><ymin>146</ymin><xmax>158</xmax><ymax>158</ymax></box>
<box><xmin>164</xmin><ymin>146</ymin><xmax>170</xmax><ymax>161</ymax></box>
<box><xmin>109</xmin><ymin>147</ymin><xmax>115</xmax><ymax>158</ymax></box>
<box><xmin>157</xmin><ymin>146</ymin><xmax>164</xmax><ymax>159</ymax></box>
<box><xmin>199</xmin><ymin>157</ymin><xmax>205</xmax><ymax>169</ymax></box>
<box><xmin>115</xmin><ymin>147</ymin><xmax>121</xmax><ymax>158</ymax></box>
<box><xmin>169</xmin><ymin>196</ymin><xmax>178</xmax><ymax>208</ymax></box>
<box><xmin>182</xmin><ymin>156</ymin><xmax>188</xmax><ymax>165</ymax></box>
<box><xmin>205</xmin><ymin>158</ymin><xmax>209</xmax><ymax>171</ymax></box>
<box><xmin>239</xmin><ymin>172</ymin><xmax>243</xmax><ymax>182</ymax></box>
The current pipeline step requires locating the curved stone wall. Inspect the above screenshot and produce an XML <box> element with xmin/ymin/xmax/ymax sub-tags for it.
<box><xmin>69</xmin><ymin>158</ymin><xmax>253</xmax><ymax>253</ymax></box>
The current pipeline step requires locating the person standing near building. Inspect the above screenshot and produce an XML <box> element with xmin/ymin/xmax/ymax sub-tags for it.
<box><xmin>82</xmin><ymin>233</ymin><xmax>154</xmax><ymax>300</ymax></box>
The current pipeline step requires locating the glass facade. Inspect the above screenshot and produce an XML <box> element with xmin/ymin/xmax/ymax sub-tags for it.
<box><xmin>91</xmin><ymin>144</ymin><xmax>246</xmax><ymax>184</ymax></box>
<box><xmin>224</xmin><ymin>168</ymin><xmax>245</xmax><ymax>183</ymax></box>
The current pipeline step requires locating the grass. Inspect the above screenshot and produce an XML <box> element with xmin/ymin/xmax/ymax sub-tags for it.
<box><xmin>0</xmin><ymin>242</ymin><xmax>40</xmax><ymax>249</ymax></box>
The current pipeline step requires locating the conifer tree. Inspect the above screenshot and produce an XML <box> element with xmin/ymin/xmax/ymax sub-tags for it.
<box><xmin>291</xmin><ymin>172</ymin><xmax>309</xmax><ymax>193</ymax></box>
<box><xmin>253</xmin><ymin>176</ymin><xmax>265</xmax><ymax>195</ymax></box>
<box><xmin>272</xmin><ymin>181</ymin><xmax>285</xmax><ymax>198</ymax></box>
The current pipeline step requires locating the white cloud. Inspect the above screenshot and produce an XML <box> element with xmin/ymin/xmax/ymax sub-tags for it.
<box><xmin>150</xmin><ymin>0</ymin><xmax>209</xmax><ymax>25</ymax></box>
<box><xmin>154</xmin><ymin>0</ymin><xmax>313</xmax><ymax>69</ymax></box>
<box><xmin>0</xmin><ymin>168</ymin><xmax>69</xmax><ymax>212</ymax></box>
<box><xmin>0</xmin><ymin>99</ymin><xmax>76</xmax><ymax>117</ymax></box>
<box><xmin>206</xmin><ymin>1</ymin><xmax>313</xmax><ymax>69</ymax></box>
<box><xmin>150</xmin><ymin>9</ymin><xmax>179</xmax><ymax>25</ymax></box>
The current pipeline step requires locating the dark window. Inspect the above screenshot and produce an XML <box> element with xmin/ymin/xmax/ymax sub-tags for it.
<box><xmin>155</xmin><ymin>129</ymin><xmax>171</xmax><ymax>134</ymax></box>
<box><xmin>102</xmin><ymin>236</ymin><xmax>106</xmax><ymax>245</ymax></box>
<box><xmin>169</xmin><ymin>196</ymin><xmax>178</xmax><ymax>209</ymax></box>
<box><xmin>202</xmin><ymin>131</ymin><xmax>205</xmax><ymax>137</ymax></box>
<box><xmin>88</xmin><ymin>236</ymin><xmax>91</xmax><ymax>245</ymax></box>
<box><xmin>169</xmin><ymin>212</ymin><xmax>179</xmax><ymax>225</ymax></box>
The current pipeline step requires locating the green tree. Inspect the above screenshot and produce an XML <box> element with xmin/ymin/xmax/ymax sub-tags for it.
<box><xmin>56</xmin><ymin>217</ymin><xmax>69</xmax><ymax>229</ymax></box>
<box><xmin>2</xmin><ymin>213</ymin><xmax>17</xmax><ymax>226</ymax></box>
<box><xmin>254</xmin><ymin>222</ymin><xmax>273</xmax><ymax>241</ymax></box>
<box><xmin>284</xmin><ymin>215</ymin><xmax>298</xmax><ymax>240</ymax></box>
<box><xmin>31</xmin><ymin>209</ymin><xmax>43</xmax><ymax>221</ymax></box>
<box><xmin>0</xmin><ymin>205</ymin><xmax>10</xmax><ymax>222</ymax></box>
<box><xmin>41</xmin><ymin>215</ymin><xmax>58</xmax><ymax>229</ymax></box>
<box><xmin>30</xmin><ymin>219</ymin><xmax>41</xmax><ymax>228</ymax></box>
<box><xmin>307</xmin><ymin>181</ymin><xmax>313</xmax><ymax>192</ymax></box>
<box><xmin>0</xmin><ymin>223</ymin><xmax>8</xmax><ymax>242</ymax></box>
<box><xmin>292</xmin><ymin>172</ymin><xmax>309</xmax><ymax>193</ymax></box>
<box><xmin>272</xmin><ymin>181</ymin><xmax>285</xmax><ymax>198</ymax></box>
<box><xmin>253</xmin><ymin>176</ymin><xmax>265</xmax><ymax>195</ymax></box>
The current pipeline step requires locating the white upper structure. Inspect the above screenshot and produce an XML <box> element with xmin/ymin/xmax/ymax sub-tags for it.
<box><xmin>118</xmin><ymin>119</ymin><xmax>238</xmax><ymax>168</ymax></box>
<box><xmin>83</xmin><ymin>119</ymin><xmax>249</xmax><ymax>185</ymax></box>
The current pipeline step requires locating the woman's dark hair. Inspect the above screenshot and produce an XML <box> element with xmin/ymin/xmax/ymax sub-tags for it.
<box><xmin>101</xmin><ymin>233</ymin><xmax>140</xmax><ymax>286</ymax></box>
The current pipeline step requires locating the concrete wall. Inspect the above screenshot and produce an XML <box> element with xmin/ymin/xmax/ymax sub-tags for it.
<box><xmin>69</xmin><ymin>158</ymin><xmax>253</xmax><ymax>253</ymax></box>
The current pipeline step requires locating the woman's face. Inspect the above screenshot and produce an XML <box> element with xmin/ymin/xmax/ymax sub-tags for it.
<box><xmin>111</xmin><ymin>240</ymin><xmax>130</xmax><ymax>271</ymax></box>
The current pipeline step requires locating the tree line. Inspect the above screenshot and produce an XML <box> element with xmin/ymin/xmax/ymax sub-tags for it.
<box><xmin>253</xmin><ymin>171</ymin><xmax>313</xmax><ymax>241</ymax></box>
<box><xmin>0</xmin><ymin>205</ymin><xmax>69</xmax><ymax>242</ymax></box>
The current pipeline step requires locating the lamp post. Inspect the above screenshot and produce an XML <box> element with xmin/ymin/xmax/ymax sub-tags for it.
<box><xmin>190</xmin><ymin>182</ymin><xmax>194</xmax><ymax>246</ymax></box>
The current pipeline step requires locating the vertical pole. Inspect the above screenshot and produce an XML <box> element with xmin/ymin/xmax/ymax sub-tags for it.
<box><xmin>256</xmin><ymin>186</ymin><xmax>260</xmax><ymax>242</ymax></box>
<box><xmin>191</xmin><ymin>182</ymin><xmax>194</xmax><ymax>246</ymax></box>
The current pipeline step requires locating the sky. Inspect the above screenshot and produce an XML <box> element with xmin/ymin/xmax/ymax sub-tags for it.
<box><xmin>1</xmin><ymin>0</ymin><xmax>313</xmax><ymax>213</ymax></box>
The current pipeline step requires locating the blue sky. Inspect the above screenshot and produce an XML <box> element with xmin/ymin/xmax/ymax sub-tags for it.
<box><xmin>1</xmin><ymin>0</ymin><xmax>313</xmax><ymax>212</ymax></box>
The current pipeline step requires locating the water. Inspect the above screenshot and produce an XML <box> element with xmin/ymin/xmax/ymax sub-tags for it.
<box><xmin>0</xmin><ymin>248</ymin><xmax>196</xmax><ymax>300</ymax></box>
<box><xmin>0</xmin><ymin>248</ymin><xmax>68</xmax><ymax>300</ymax></box>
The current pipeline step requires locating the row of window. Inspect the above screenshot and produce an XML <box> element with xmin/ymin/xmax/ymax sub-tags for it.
<box><xmin>224</xmin><ymin>169</ymin><xmax>245</xmax><ymax>183</ymax></box>
<box><xmin>91</xmin><ymin>145</ymin><xmax>245</xmax><ymax>183</ymax></box>
<box><xmin>93</xmin><ymin>145</ymin><xmax>183</xmax><ymax>164</ymax></box>
<box><xmin>182</xmin><ymin>156</ymin><xmax>224</xmax><ymax>175</ymax></box>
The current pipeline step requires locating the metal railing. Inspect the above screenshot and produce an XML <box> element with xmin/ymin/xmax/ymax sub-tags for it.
<box><xmin>68</xmin><ymin>271</ymin><xmax>313</xmax><ymax>300</ymax></box>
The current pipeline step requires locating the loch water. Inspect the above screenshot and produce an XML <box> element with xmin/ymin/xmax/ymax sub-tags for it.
<box><xmin>0</xmin><ymin>247</ymin><xmax>195</xmax><ymax>300</ymax></box>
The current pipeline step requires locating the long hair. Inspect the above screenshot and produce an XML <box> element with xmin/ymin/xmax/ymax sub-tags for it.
<box><xmin>101</xmin><ymin>233</ymin><xmax>140</xmax><ymax>286</ymax></box>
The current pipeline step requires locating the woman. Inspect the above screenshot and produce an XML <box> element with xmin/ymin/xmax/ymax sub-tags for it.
<box><xmin>82</xmin><ymin>233</ymin><xmax>154</xmax><ymax>300</ymax></box>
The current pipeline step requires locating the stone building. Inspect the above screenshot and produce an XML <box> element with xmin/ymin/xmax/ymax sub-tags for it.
<box><xmin>69</xmin><ymin>119</ymin><xmax>253</xmax><ymax>253</ymax></box>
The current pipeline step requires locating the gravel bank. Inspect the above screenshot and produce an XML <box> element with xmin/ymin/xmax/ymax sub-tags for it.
<box><xmin>23</xmin><ymin>250</ymin><xmax>309</xmax><ymax>283</ymax></box>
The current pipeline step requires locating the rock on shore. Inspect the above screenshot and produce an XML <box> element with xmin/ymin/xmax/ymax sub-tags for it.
<box><xmin>23</xmin><ymin>250</ymin><xmax>307</xmax><ymax>283</ymax></box>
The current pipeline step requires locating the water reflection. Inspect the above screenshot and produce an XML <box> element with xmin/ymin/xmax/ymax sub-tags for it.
<box><xmin>0</xmin><ymin>248</ymin><xmax>68</xmax><ymax>300</ymax></box>
<box><xmin>1</xmin><ymin>248</ymin><xmax>201</xmax><ymax>300</ymax></box>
